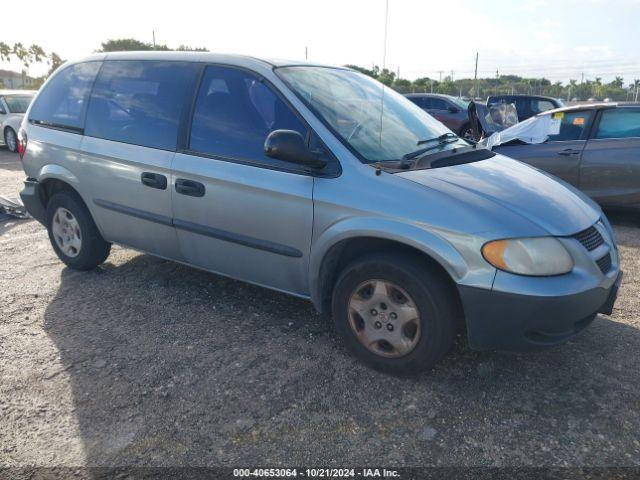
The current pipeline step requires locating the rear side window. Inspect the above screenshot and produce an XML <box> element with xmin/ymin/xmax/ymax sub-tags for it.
<box><xmin>29</xmin><ymin>62</ymin><xmax>101</xmax><ymax>130</ymax></box>
<box><xmin>407</xmin><ymin>97</ymin><xmax>425</xmax><ymax>108</ymax></box>
<box><xmin>5</xmin><ymin>95</ymin><xmax>34</xmax><ymax>114</ymax></box>
<box><xmin>547</xmin><ymin>110</ymin><xmax>593</xmax><ymax>142</ymax></box>
<box><xmin>430</xmin><ymin>98</ymin><xmax>448</xmax><ymax>110</ymax></box>
<box><xmin>189</xmin><ymin>66</ymin><xmax>307</xmax><ymax>167</ymax></box>
<box><xmin>532</xmin><ymin>99</ymin><xmax>555</xmax><ymax>114</ymax></box>
<box><xmin>595</xmin><ymin>109</ymin><xmax>640</xmax><ymax>139</ymax></box>
<box><xmin>85</xmin><ymin>61</ymin><xmax>199</xmax><ymax>151</ymax></box>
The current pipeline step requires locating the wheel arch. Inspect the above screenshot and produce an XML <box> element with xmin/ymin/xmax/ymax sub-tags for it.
<box><xmin>33</xmin><ymin>166</ymin><xmax>85</xmax><ymax>214</ymax></box>
<box><xmin>310</xmin><ymin>219</ymin><xmax>469</xmax><ymax>317</ymax></box>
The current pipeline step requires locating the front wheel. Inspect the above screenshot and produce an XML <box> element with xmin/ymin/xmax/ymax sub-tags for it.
<box><xmin>4</xmin><ymin>128</ymin><xmax>18</xmax><ymax>152</ymax></box>
<box><xmin>46</xmin><ymin>191</ymin><xmax>111</xmax><ymax>270</ymax></box>
<box><xmin>332</xmin><ymin>253</ymin><xmax>456</xmax><ymax>374</ymax></box>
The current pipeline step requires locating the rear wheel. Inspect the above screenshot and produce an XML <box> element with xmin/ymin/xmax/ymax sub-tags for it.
<box><xmin>332</xmin><ymin>253</ymin><xmax>456</xmax><ymax>374</ymax></box>
<box><xmin>4</xmin><ymin>128</ymin><xmax>17</xmax><ymax>152</ymax></box>
<box><xmin>46</xmin><ymin>191</ymin><xmax>111</xmax><ymax>270</ymax></box>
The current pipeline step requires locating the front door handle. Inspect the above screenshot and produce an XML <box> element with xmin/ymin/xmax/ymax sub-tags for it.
<box><xmin>557</xmin><ymin>148</ymin><xmax>581</xmax><ymax>156</ymax></box>
<box><xmin>141</xmin><ymin>172</ymin><xmax>167</xmax><ymax>190</ymax></box>
<box><xmin>175</xmin><ymin>178</ymin><xmax>205</xmax><ymax>197</ymax></box>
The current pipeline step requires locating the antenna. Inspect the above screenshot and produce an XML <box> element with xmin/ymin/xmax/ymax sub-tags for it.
<box><xmin>379</xmin><ymin>0</ymin><xmax>390</xmax><ymax>149</ymax></box>
<box><xmin>382</xmin><ymin>0</ymin><xmax>389</xmax><ymax>69</ymax></box>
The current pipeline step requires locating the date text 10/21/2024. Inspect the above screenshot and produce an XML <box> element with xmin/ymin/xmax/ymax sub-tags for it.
<box><xmin>233</xmin><ymin>468</ymin><xmax>401</xmax><ymax>478</ymax></box>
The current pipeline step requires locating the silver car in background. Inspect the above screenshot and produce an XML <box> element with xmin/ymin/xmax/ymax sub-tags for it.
<box><xmin>0</xmin><ymin>90</ymin><xmax>36</xmax><ymax>152</ymax></box>
<box><xmin>18</xmin><ymin>52</ymin><xmax>621</xmax><ymax>373</ymax></box>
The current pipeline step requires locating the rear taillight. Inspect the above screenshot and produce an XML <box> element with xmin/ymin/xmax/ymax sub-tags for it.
<box><xmin>17</xmin><ymin>128</ymin><xmax>27</xmax><ymax>160</ymax></box>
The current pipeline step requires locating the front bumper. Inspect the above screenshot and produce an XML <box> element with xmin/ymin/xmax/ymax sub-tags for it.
<box><xmin>19</xmin><ymin>179</ymin><xmax>47</xmax><ymax>225</ymax></box>
<box><xmin>459</xmin><ymin>270</ymin><xmax>622</xmax><ymax>351</ymax></box>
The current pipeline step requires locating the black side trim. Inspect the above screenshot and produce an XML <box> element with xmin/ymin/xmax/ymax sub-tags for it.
<box><xmin>173</xmin><ymin>219</ymin><xmax>302</xmax><ymax>258</ymax></box>
<box><xmin>29</xmin><ymin>119</ymin><xmax>84</xmax><ymax>134</ymax></box>
<box><xmin>93</xmin><ymin>199</ymin><xmax>303</xmax><ymax>258</ymax></box>
<box><xmin>93</xmin><ymin>199</ymin><xmax>172</xmax><ymax>226</ymax></box>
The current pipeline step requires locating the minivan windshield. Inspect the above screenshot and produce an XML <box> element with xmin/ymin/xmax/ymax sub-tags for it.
<box><xmin>276</xmin><ymin>66</ymin><xmax>468</xmax><ymax>163</ymax></box>
<box><xmin>4</xmin><ymin>94</ymin><xmax>34</xmax><ymax>114</ymax></box>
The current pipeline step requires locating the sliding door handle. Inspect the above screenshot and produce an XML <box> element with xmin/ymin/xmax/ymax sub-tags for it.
<box><xmin>141</xmin><ymin>172</ymin><xmax>167</xmax><ymax>190</ymax></box>
<box><xmin>557</xmin><ymin>148</ymin><xmax>581</xmax><ymax>156</ymax></box>
<box><xmin>175</xmin><ymin>178</ymin><xmax>205</xmax><ymax>197</ymax></box>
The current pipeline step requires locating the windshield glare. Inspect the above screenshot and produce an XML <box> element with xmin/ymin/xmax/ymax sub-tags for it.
<box><xmin>276</xmin><ymin>67</ymin><xmax>466</xmax><ymax>163</ymax></box>
<box><xmin>4</xmin><ymin>95</ymin><xmax>34</xmax><ymax>114</ymax></box>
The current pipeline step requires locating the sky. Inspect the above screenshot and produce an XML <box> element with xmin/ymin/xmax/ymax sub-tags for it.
<box><xmin>2</xmin><ymin>0</ymin><xmax>639</xmax><ymax>84</ymax></box>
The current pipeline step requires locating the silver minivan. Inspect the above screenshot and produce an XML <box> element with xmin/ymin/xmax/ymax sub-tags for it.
<box><xmin>18</xmin><ymin>52</ymin><xmax>622</xmax><ymax>373</ymax></box>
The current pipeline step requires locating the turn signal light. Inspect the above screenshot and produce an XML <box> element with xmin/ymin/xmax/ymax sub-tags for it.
<box><xmin>17</xmin><ymin>128</ymin><xmax>27</xmax><ymax>160</ymax></box>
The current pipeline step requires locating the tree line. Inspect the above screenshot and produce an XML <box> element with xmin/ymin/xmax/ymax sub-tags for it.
<box><xmin>346</xmin><ymin>64</ymin><xmax>639</xmax><ymax>102</ymax></box>
<box><xmin>2</xmin><ymin>38</ymin><xmax>638</xmax><ymax>101</ymax></box>
<box><xmin>0</xmin><ymin>38</ymin><xmax>208</xmax><ymax>89</ymax></box>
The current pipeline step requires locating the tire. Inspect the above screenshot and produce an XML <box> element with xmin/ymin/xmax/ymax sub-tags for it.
<box><xmin>332</xmin><ymin>252</ymin><xmax>456</xmax><ymax>374</ymax></box>
<box><xmin>4</xmin><ymin>127</ymin><xmax>18</xmax><ymax>153</ymax></box>
<box><xmin>46</xmin><ymin>191</ymin><xmax>111</xmax><ymax>270</ymax></box>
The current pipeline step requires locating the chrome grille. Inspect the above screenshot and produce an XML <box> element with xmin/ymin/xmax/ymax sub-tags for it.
<box><xmin>573</xmin><ymin>226</ymin><xmax>604</xmax><ymax>251</ymax></box>
<box><xmin>596</xmin><ymin>253</ymin><xmax>612</xmax><ymax>274</ymax></box>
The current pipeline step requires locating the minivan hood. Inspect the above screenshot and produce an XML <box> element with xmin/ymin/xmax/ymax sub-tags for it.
<box><xmin>397</xmin><ymin>154</ymin><xmax>599</xmax><ymax>236</ymax></box>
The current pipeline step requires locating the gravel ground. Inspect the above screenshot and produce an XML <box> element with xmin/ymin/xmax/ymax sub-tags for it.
<box><xmin>1</xmin><ymin>147</ymin><xmax>639</xmax><ymax>468</ymax></box>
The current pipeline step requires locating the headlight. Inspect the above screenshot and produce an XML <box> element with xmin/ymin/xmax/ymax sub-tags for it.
<box><xmin>482</xmin><ymin>237</ymin><xmax>573</xmax><ymax>276</ymax></box>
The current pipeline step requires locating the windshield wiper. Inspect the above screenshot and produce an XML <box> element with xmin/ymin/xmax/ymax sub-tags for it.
<box><xmin>403</xmin><ymin>133</ymin><xmax>459</xmax><ymax>161</ymax></box>
<box><xmin>416</xmin><ymin>132</ymin><xmax>458</xmax><ymax>146</ymax></box>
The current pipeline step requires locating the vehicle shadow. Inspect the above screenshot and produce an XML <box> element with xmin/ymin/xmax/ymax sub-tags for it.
<box><xmin>43</xmin><ymin>253</ymin><xmax>640</xmax><ymax>467</ymax></box>
<box><xmin>0</xmin><ymin>150</ymin><xmax>23</xmax><ymax>171</ymax></box>
<box><xmin>607</xmin><ymin>210</ymin><xmax>640</xmax><ymax>227</ymax></box>
<box><xmin>0</xmin><ymin>217</ymin><xmax>32</xmax><ymax>236</ymax></box>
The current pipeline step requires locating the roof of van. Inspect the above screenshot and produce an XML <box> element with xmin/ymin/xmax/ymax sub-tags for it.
<box><xmin>77</xmin><ymin>51</ymin><xmax>345</xmax><ymax>69</ymax></box>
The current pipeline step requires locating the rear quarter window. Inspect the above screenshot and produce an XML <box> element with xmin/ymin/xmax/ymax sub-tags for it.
<box><xmin>532</xmin><ymin>99</ymin><xmax>556</xmax><ymax>114</ymax></box>
<box><xmin>595</xmin><ymin>108</ymin><xmax>640</xmax><ymax>139</ymax></box>
<box><xmin>29</xmin><ymin>62</ymin><xmax>101</xmax><ymax>130</ymax></box>
<box><xmin>84</xmin><ymin>60</ymin><xmax>200</xmax><ymax>151</ymax></box>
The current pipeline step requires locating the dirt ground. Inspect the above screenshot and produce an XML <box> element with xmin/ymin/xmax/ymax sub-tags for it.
<box><xmin>1</xmin><ymin>147</ymin><xmax>639</xmax><ymax>468</ymax></box>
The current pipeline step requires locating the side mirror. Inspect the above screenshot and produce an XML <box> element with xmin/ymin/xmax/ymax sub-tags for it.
<box><xmin>448</xmin><ymin>106</ymin><xmax>459</xmax><ymax>114</ymax></box>
<box><xmin>0</xmin><ymin>107</ymin><xmax>6</xmax><ymax>115</ymax></box>
<box><xmin>264</xmin><ymin>130</ymin><xmax>327</xmax><ymax>169</ymax></box>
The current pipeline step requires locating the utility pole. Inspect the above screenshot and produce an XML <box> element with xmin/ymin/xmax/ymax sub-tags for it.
<box><xmin>450</xmin><ymin>70</ymin><xmax>454</xmax><ymax>82</ymax></box>
<box><xmin>305</xmin><ymin>46</ymin><xmax>308</xmax><ymax>60</ymax></box>
<box><xmin>580</xmin><ymin>72</ymin><xmax>584</xmax><ymax>84</ymax></box>
<box><xmin>397</xmin><ymin>66</ymin><xmax>400</xmax><ymax>79</ymax></box>
<box><xmin>430</xmin><ymin>78</ymin><xmax>433</xmax><ymax>93</ymax></box>
<box><xmin>438</xmin><ymin>71</ymin><xmax>443</xmax><ymax>82</ymax></box>
<box><xmin>473</xmin><ymin>52</ymin><xmax>478</xmax><ymax>98</ymax></box>
<box><xmin>152</xmin><ymin>30</ymin><xmax>156</xmax><ymax>48</ymax></box>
